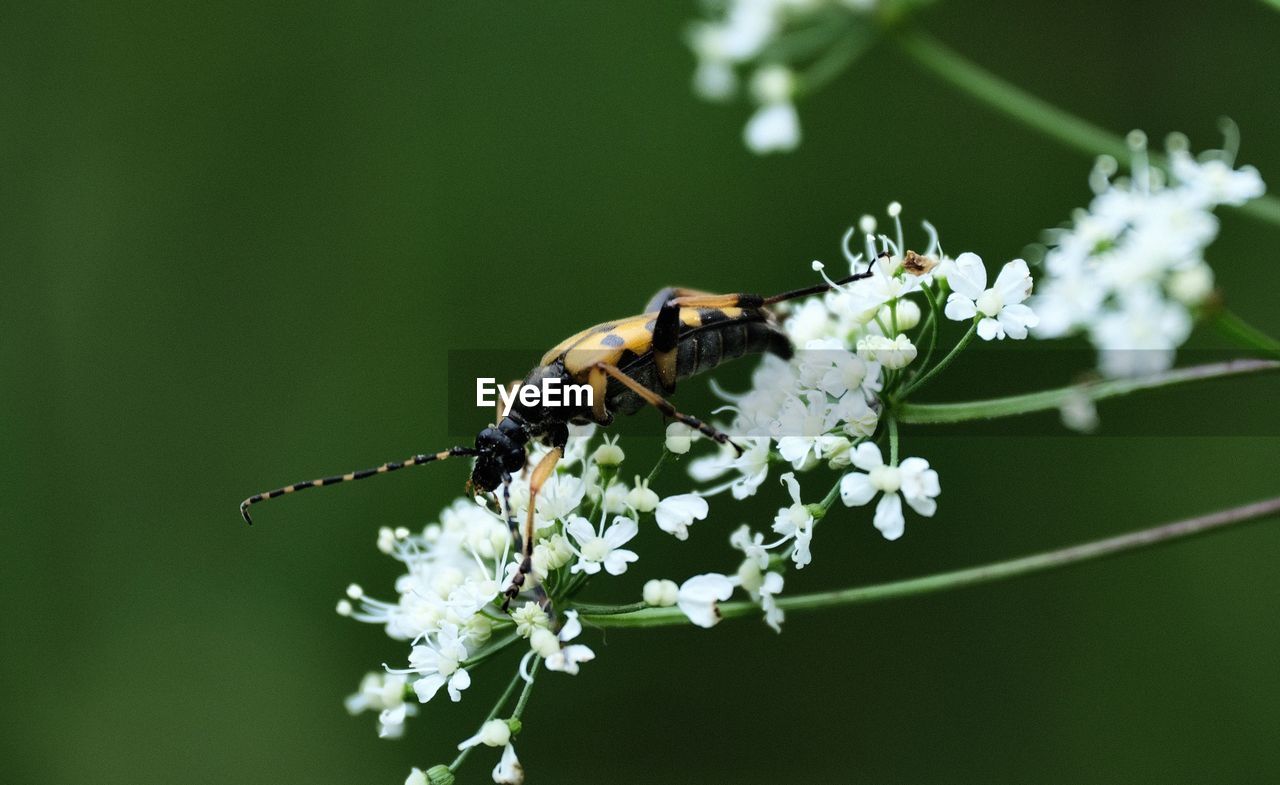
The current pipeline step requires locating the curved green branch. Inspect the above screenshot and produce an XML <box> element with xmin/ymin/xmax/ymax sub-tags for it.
<box><xmin>895</xmin><ymin>359</ymin><xmax>1279</xmax><ymax>424</ymax></box>
<box><xmin>582</xmin><ymin>495</ymin><xmax>1280</xmax><ymax>628</ymax></box>
<box><xmin>894</xmin><ymin>28</ymin><xmax>1280</xmax><ymax>227</ymax></box>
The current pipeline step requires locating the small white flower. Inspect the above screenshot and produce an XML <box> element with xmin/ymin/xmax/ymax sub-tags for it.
<box><xmin>857</xmin><ymin>334</ymin><xmax>917</xmax><ymax>370</ymax></box>
<box><xmin>771</xmin><ymin>472</ymin><xmax>814</xmax><ymax>568</ymax></box>
<box><xmin>377</xmin><ymin>703</ymin><xmax>411</xmax><ymax>739</ymax></box>
<box><xmin>510</xmin><ymin>602</ymin><xmax>550</xmax><ymax>639</ymax></box>
<box><xmin>457</xmin><ymin>718</ymin><xmax>511</xmax><ymax>750</ymax></box>
<box><xmin>395</xmin><ymin>623</ymin><xmax>473</xmax><ymax>704</ymax></box>
<box><xmin>567</xmin><ymin>515</ymin><xmax>639</xmax><ymax>575</ymax></box>
<box><xmin>531</xmin><ymin>533</ymin><xmax>573</xmax><ymax>575</ymax></box>
<box><xmin>774</xmin><ymin>390</ymin><xmax>839</xmax><ymax>470</ymax></box>
<box><xmin>1170</xmin><ymin>149</ymin><xmax>1265</xmax><ymax>207</ymax></box>
<box><xmin>654</xmin><ymin>493</ymin><xmax>709</xmax><ymax>541</ymax></box>
<box><xmin>492</xmin><ymin>741</ymin><xmax>524</xmax><ymax>784</ymax></box>
<box><xmin>677</xmin><ymin>572</ymin><xmax>737</xmax><ymax>628</ymax></box>
<box><xmin>534</xmin><ymin>474</ymin><xmax>586</xmax><ymax>525</ymax></box>
<box><xmin>728</xmin><ymin>438</ymin><xmax>772</xmax><ymax>499</ymax></box>
<box><xmin>743</xmin><ymin>101</ymin><xmax>800</xmax><ymax>154</ymax></box>
<box><xmin>693</xmin><ymin>58</ymin><xmax>736</xmax><ymax>101</ymax></box>
<box><xmin>758</xmin><ymin>571</ymin><xmax>785</xmax><ymax>633</ymax></box>
<box><xmin>818</xmin><ymin>352</ymin><xmax>869</xmax><ymax>399</ymax></box>
<box><xmin>405</xmin><ymin>768</ymin><xmax>428</xmax><ymax>785</ymax></box>
<box><xmin>1059</xmin><ymin>388</ymin><xmax>1100</xmax><ymax>433</ymax></box>
<box><xmin>944</xmin><ymin>253</ymin><xmax>1039</xmax><ymax>340</ymax></box>
<box><xmin>345</xmin><ymin>672</ymin><xmax>418</xmax><ymax>738</ymax></box>
<box><xmin>839</xmin><ymin>443</ymin><xmax>940</xmax><ymax>541</ymax></box>
<box><xmin>844</xmin><ymin>254</ymin><xmax>923</xmax><ymax>314</ymax></box>
<box><xmin>543</xmin><ymin>610</ymin><xmax>596</xmax><ymax>675</ymax></box>
<box><xmin>729</xmin><ymin>524</ymin><xmax>770</xmax><ymax>569</ymax></box>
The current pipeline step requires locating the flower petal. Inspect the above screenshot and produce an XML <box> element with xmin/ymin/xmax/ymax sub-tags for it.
<box><xmin>976</xmin><ymin>316</ymin><xmax>1003</xmax><ymax>341</ymax></box>
<box><xmin>603</xmin><ymin>515</ymin><xmax>639</xmax><ymax>547</ymax></box>
<box><xmin>446</xmin><ymin>669</ymin><xmax>471</xmax><ymax>702</ymax></box>
<box><xmin>565</xmin><ymin>515</ymin><xmax>596</xmax><ymax>546</ymax></box>
<box><xmin>839</xmin><ymin>472</ymin><xmax>877</xmax><ymax>507</ymax></box>
<box><xmin>603</xmin><ymin>548</ymin><xmax>639</xmax><ymax>575</ymax></box>
<box><xmin>998</xmin><ymin>303</ymin><xmax>1039</xmax><ymax>340</ymax></box>
<box><xmin>993</xmin><ymin>258</ymin><xmax>1033</xmax><ymax>304</ymax></box>
<box><xmin>944</xmin><ymin>293</ymin><xmax>978</xmax><ymax>322</ymax></box>
<box><xmin>779</xmin><ymin>472</ymin><xmax>803</xmax><ymax>505</ymax></box>
<box><xmin>948</xmin><ymin>252</ymin><xmax>987</xmax><ymax>299</ymax></box>
<box><xmin>412</xmin><ymin>673</ymin><xmax>446</xmax><ymax>703</ymax></box>
<box><xmin>873</xmin><ymin>493</ymin><xmax>905</xmax><ymax>541</ymax></box>
<box><xmin>850</xmin><ymin>441</ymin><xmax>884</xmax><ymax>471</ymax></box>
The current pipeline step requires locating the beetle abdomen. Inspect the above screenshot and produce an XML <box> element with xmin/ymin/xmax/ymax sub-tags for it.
<box><xmin>607</xmin><ymin>320</ymin><xmax>791</xmax><ymax>416</ymax></box>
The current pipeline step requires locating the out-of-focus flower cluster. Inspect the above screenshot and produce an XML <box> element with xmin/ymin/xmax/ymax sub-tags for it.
<box><xmin>686</xmin><ymin>0</ymin><xmax>882</xmax><ymax>154</ymax></box>
<box><xmin>336</xmin><ymin>205</ymin><xmax>1041</xmax><ymax>783</ymax></box>
<box><xmin>1031</xmin><ymin>129</ymin><xmax>1265</xmax><ymax>377</ymax></box>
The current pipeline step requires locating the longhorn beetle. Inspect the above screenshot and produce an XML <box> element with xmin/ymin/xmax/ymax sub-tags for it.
<box><xmin>240</xmin><ymin>267</ymin><xmax>876</xmax><ymax>608</ymax></box>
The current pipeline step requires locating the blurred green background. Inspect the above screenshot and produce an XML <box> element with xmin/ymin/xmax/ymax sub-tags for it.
<box><xmin>3</xmin><ymin>1</ymin><xmax>1279</xmax><ymax>783</ymax></box>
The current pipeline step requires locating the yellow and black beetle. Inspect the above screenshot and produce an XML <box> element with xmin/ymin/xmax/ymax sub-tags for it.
<box><xmin>240</xmin><ymin>268</ymin><xmax>872</xmax><ymax>606</ymax></box>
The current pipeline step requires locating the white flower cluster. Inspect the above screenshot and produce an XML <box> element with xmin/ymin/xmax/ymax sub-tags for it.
<box><xmin>687</xmin><ymin>0</ymin><xmax>879</xmax><ymax>154</ymax></box>
<box><xmin>337</xmin><ymin>205</ymin><xmax>1039</xmax><ymax>782</ymax></box>
<box><xmin>339</xmin><ymin>426</ymin><xmax>712</xmax><ymax>780</ymax></box>
<box><xmin>1031</xmin><ymin>129</ymin><xmax>1265</xmax><ymax>377</ymax></box>
<box><xmin>670</xmin><ymin>206</ymin><xmax>1033</xmax><ymax>631</ymax></box>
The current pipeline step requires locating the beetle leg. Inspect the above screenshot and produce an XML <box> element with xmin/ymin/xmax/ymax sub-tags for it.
<box><xmin>502</xmin><ymin>445</ymin><xmax>562</xmax><ymax>611</ymax></box>
<box><xmin>651</xmin><ymin>298</ymin><xmax>682</xmax><ymax>393</ymax></box>
<box><xmin>589</xmin><ymin>362</ymin><xmax>742</xmax><ymax>455</ymax></box>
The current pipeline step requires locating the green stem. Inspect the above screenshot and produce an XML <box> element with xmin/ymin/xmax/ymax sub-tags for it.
<box><xmin>461</xmin><ymin>631</ymin><xmax>519</xmax><ymax>668</ymax></box>
<box><xmin>582</xmin><ymin>496</ymin><xmax>1280</xmax><ymax>628</ymax></box>
<box><xmin>512</xmin><ymin>657</ymin><xmax>539</xmax><ymax>721</ymax></box>
<box><xmin>449</xmin><ymin>664</ymin><xmax>525</xmax><ymax>770</ymax></box>
<box><xmin>894</xmin><ymin>28</ymin><xmax>1280</xmax><ymax>227</ymax></box>
<box><xmin>897</xmin><ymin>358</ymin><xmax>1279</xmax><ymax>424</ymax></box>
<box><xmin>901</xmin><ymin>322</ymin><xmax>976</xmax><ymax>397</ymax></box>
<box><xmin>888</xmin><ymin>416</ymin><xmax>899</xmax><ymax>465</ymax></box>
<box><xmin>1212</xmin><ymin>309</ymin><xmax>1280</xmax><ymax>358</ymax></box>
<box><xmin>796</xmin><ymin>25</ymin><xmax>875</xmax><ymax>97</ymax></box>
<box><xmin>572</xmin><ymin>600</ymin><xmax>649</xmax><ymax>615</ymax></box>
<box><xmin>813</xmin><ymin>474</ymin><xmax>843</xmax><ymax>516</ymax></box>
<box><xmin>646</xmin><ymin>448</ymin><xmax>672</xmax><ymax>485</ymax></box>
<box><xmin>916</xmin><ymin>284</ymin><xmax>942</xmax><ymax>370</ymax></box>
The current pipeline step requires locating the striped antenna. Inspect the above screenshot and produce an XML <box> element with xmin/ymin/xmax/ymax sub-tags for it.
<box><xmin>239</xmin><ymin>446</ymin><xmax>477</xmax><ymax>524</ymax></box>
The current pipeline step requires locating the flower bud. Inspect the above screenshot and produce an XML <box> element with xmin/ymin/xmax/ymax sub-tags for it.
<box><xmin>478</xmin><ymin>719</ymin><xmax>511</xmax><ymax>748</ymax></box>
<box><xmin>1168</xmin><ymin>263</ymin><xmax>1214</xmax><ymax>305</ymax></box>
<box><xmin>736</xmin><ymin>559</ymin><xmax>763</xmax><ymax>593</ymax></box>
<box><xmin>529</xmin><ymin>627</ymin><xmax>560</xmax><ymax>658</ymax></box>
<box><xmin>591</xmin><ymin>440</ymin><xmax>625</xmax><ymax>466</ymax></box>
<box><xmin>626</xmin><ymin>477</ymin><xmax>660</xmax><ymax>513</ymax></box>
<box><xmin>665</xmin><ymin>422</ymin><xmax>696</xmax><ymax>454</ymax></box>
<box><xmin>643</xmin><ymin>578</ymin><xmax>679</xmax><ymax>607</ymax></box>
<box><xmin>750</xmin><ymin>65</ymin><xmax>794</xmax><ymax>104</ymax></box>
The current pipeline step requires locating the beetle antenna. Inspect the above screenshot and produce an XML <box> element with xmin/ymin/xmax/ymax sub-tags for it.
<box><xmin>762</xmin><ymin>264</ymin><xmax>877</xmax><ymax>305</ymax></box>
<box><xmin>239</xmin><ymin>446</ymin><xmax>478</xmax><ymax>524</ymax></box>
